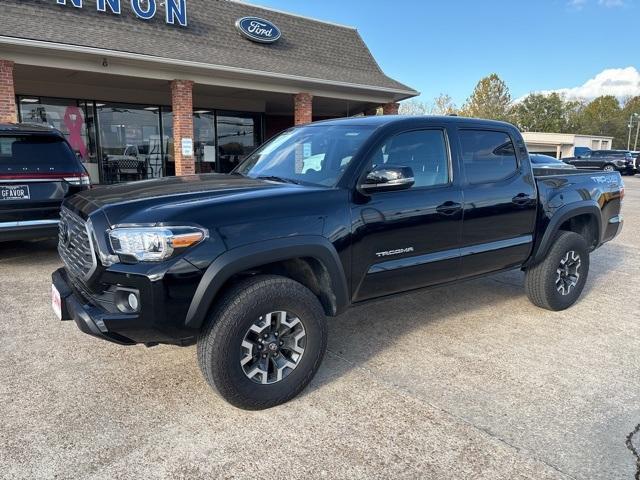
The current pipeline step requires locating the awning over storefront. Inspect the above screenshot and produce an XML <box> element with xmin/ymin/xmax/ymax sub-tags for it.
<box><xmin>0</xmin><ymin>0</ymin><xmax>417</xmax><ymax>107</ymax></box>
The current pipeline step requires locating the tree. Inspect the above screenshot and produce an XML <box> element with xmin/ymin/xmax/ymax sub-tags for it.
<box><xmin>622</xmin><ymin>96</ymin><xmax>640</xmax><ymax>149</ymax></box>
<box><xmin>512</xmin><ymin>93</ymin><xmax>567</xmax><ymax>132</ymax></box>
<box><xmin>431</xmin><ymin>93</ymin><xmax>457</xmax><ymax>115</ymax></box>
<box><xmin>399</xmin><ymin>94</ymin><xmax>458</xmax><ymax>116</ymax></box>
<box><xmin>399</xmin><ymin>100</ymin><xmax>430</xmax><ymax>116</ymax></box>
<box><xmin>578</xmin><ymin>95</ymin><xmax>626</xmax><ymax>147</ymax></box>
<box><xmin>460</xmin><ymin>74</ymin><xmax>512</xmax><ymax>121</ymax></box>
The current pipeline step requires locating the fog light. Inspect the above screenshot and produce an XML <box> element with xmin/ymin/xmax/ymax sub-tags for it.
<box><xmin>115</xmin><ymin>288</ymin><xmax>140</xmax><ymax>313</ymax></box>
<box><xmin>128</xmin><ymin>293</ymin><xmax>139</xmax><ymax>311</ymax></box>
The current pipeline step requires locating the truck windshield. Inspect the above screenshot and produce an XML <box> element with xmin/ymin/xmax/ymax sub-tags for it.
<box><xmin>235</xmin><ymin>125</ymin><xmax>374</xmax><ymax>187</ymax></box>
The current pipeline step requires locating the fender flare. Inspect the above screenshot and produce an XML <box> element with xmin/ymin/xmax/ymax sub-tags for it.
<box><xmin>184</xmin><ymin>236</ymin><xmax>350</xmax><ymax>329</ymax></box>
<box><xmin>529</xmin><ymin>200</ymin><xmax>602</xmax><ymax>266</ymax></box>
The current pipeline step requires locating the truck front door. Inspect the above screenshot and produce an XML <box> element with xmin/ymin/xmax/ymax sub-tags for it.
<box><xmin>457</xmin><ymin>128</ymin><xmax>537</xmax><ymax>278</ymax></box>
<box><xmin>350</xmin><ymin>127</ymin><xmax>463</xmax><ymax>302</ymax></box>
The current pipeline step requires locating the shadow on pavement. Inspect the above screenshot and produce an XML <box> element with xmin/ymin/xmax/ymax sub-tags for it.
<box><xmin>0</xmin><ymin>237</ymin><xmax>58</xmax><ymax>262</ymax></box>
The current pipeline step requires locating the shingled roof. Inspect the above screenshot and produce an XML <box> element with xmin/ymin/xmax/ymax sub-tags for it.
<box><xmin>0</xmin><ymin>0</ymin><xmax>417</xmax><ymax>97</ymax></box>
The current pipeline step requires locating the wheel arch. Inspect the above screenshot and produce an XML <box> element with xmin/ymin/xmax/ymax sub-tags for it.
<box><xmin>185</xmin><ymin>236</ymin><xmax>350</xmax><ymax>330</ymax></box>
<box><xmin>529</xmin><ymin>201</ymin><xmax>602</xmax><ymax>266</ymax></box>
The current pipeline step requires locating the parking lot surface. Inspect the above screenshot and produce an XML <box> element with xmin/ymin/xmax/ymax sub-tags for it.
<box><xmin>1</xmin><ymin>176</ymin><xmax>639</xmax><ymax>480</ymax></box>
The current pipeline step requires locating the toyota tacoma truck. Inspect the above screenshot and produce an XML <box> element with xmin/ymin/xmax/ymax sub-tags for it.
<box><xmin>51</xmin><ymin>116</ymin><xmax>624</xmax><ymax>410</ymax></box>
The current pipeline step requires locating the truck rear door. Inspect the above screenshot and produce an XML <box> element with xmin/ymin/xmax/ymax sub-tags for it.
<box><xmin>457</xmin><ymin>128</ymin><xmax>537</xmax><ymax>277</ymax></box>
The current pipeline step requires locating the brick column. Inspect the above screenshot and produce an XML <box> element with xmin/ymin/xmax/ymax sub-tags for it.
<box><xmin>294</xmin><ymin>93</ymin><xmax>313</xmax><ymax>125</ymax></box>
<box><xmin>171</xmin><ymin>79</ymin><xmax>195</xmax><ymax>176</ymax></box>
<box><xmin>382</xmin><ymin>102</ymin><xmax>400</xmax><ymax>115</ymax></box>
<box><xmin>0</xmin><ymin>60</ymin><xmax>17</xmax><ymax>123</ymax></box>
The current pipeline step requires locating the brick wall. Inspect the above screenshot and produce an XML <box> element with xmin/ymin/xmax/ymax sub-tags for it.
<box><xmin>0</xmin><ymin>60</ymin><xmax>17</xmax><ymax>123</ymax></box>
<box><xmin>382</xmin><ymin>102</ymin><xmax>400</xmax><ymax>115</ymax></box>
<box><xmin>171</xmin><ymin>80</ymin><xmax>195</xmax><ymax>176</ymax></box>
<box><xmin>294</xmin><ymin>93</ymin><xmax>313</xmax><ymax>125</ymax></box>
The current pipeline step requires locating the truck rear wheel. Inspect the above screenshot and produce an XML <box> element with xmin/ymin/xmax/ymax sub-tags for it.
<box><xmin>197</xmin><ymin>275</ymin><xmax>328</xmax><ymax>410</ymax></box>
<box><xmin>525</xmin><ymin>231</ymin><xmax>590</xmax><ymax>311</ymax></box>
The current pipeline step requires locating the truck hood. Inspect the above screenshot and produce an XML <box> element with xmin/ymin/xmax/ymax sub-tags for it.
<box><xmin>75</xmin><ymin>174</ymin><xmax>287</xmax><ymax>209</ymax></box>
<box><xmin>66</xmin><ymin>174</ymin><xmax>302</xmax><ymax>220</ymax></box>
<box><xmin>64</xmin><ymin>173</ymin><xmax>335</xmax><ymax>233</ymax></box>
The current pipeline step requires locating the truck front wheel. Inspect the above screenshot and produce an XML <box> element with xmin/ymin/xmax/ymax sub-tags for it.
<box><xmin>525</xmin><ymin>231</ymin><xmax>590</xmax><ymax>311</ymax></box>
<box><xmin>197</xmin><ymin>275</ymin><xmax>328</xmax><ymax>410</ymax></box>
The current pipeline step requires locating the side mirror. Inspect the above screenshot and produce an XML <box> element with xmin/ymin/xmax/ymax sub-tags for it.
<box><xmin>360</xmin><ymin>165</ymin><xmax>415</xmax><ymax>194</ymax></box>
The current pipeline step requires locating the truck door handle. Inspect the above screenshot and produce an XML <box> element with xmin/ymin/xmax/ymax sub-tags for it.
<box><xmin>512</xmin><ymin>193</ymin><xmax>531</xmax><ymax>205</ymax></box>
<box><xmin>436</xmin><ymin>201</ymin><xmax>462</xmax><ymax>216</ymax></box>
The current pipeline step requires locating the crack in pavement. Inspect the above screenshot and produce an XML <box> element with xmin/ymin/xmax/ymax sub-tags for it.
<box><xmin>626</xmin><ymin>423</ymin><xmax>640</xmax><ymax>480</ymax></box>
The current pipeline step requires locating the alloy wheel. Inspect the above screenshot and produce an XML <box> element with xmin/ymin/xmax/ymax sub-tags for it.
<box><xmin>240</xmin><ymin>311</ymin><xmax>306</xmax><ymax>385</ymax></box>
<box><xmin>556</xmin><ymin>250</ymin><xmax>581</xmax><ymax>296</ymax></box>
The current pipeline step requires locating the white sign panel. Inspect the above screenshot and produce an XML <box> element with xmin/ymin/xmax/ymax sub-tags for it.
<box><xmin>181</xmin><ymin>138</ymin><xmax>194</xmax><ymax>157</ymax></box>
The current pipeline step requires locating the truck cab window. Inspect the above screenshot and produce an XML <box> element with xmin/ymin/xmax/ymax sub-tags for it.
<box><xmin>459</xmin><ymin>130</ymin><xmax>518</xmax><ymax>184</ymax></box>
<box><xmin>371</xmin><ymin>129</ymin><xmax>450</xmax><ymax>188</ymax></box>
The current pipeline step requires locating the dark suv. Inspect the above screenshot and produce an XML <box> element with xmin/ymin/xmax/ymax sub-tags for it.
<box><xmin>0</xmin><ymin>124</ymin><xmax>90</xmax><ymax>242</ymax></box>
<box><xmin>564</xmin><ymin>150</ymin><xmax>635</xmax><ymax>174</ymax></box>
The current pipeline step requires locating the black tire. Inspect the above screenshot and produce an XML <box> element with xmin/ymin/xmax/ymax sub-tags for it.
<box><xmin>197</xmin><ymin>275</ymin><xmax>328</xmax><ymax>410</ymax></box>
<box><xmin>603</xmin><ymin>164</ymin><xmax>616</xmax><ymax>172</ymax></box>
<box><xmin>525</xmin><ymin>231</ymin><xmax>590</xmax><ymax>311</ymax></box>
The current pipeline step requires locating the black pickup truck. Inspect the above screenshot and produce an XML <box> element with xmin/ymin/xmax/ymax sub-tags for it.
<box><xmin>52</xmin><ymin>116</ymin><xmax>624</xmax><ymax>410</ymax></box>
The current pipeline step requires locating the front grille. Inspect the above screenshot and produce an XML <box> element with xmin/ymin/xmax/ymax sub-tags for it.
<box><xmin>58</xmin><ymin>207</ymin><xmax>97</xmax><ymax>281</ymax></box>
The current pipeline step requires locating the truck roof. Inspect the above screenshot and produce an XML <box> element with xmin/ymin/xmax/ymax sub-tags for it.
<box><xmin>311</xmin><ymin>115</ymin><xmax>516</xmax><ymax>129</ymax></box>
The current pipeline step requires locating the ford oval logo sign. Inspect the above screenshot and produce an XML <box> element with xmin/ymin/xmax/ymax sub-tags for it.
<box><xmin>235</xmin><ymin>17</ymin><xmax>282</xmax><ymax>44</ymax></box>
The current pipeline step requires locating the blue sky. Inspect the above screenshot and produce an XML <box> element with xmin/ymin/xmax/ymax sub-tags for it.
<box><xmin>247</xmin><ymin>0</ymin><xmax>640</xmax><ymax>106</ymax></box>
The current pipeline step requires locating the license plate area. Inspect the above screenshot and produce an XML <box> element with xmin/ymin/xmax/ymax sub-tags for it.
<box><xmin>52</xmin><ymin>284</ymin><xmax>62</xmax><ymax>320</ymax></box>
<box><xmin>0</xmin><ymin>185</ymin><xmax>30</xmax><ymax>200</ymax></box>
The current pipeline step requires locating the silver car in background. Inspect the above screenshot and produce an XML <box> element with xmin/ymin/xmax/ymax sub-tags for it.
<box><xmin>529</xmin><ymin>154</ymin><xmax>577</xmax><ymax>170</ymax></box>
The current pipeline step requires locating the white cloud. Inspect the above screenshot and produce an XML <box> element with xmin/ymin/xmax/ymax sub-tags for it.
<box><xmin>598</xmin><ymin>0</ymin><xmax>626</xmax><ymax>6</ymax></box>
<box><xmin>525</xmin><ymin>67</ymin><xmax>640</xmax><ymax>102</ymax></box>
<box><xmin>568</xmin><ymin>0</ymin><xmax>627</xmax><ymax>8</ymax></box>
<box><xmin>568</xmin><ymin>0</ymin><xmax>587</xmax><ymax>9</ymax></box>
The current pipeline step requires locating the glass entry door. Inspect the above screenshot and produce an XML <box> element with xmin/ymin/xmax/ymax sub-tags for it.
<box><xmin>194</xmin><ymin>111</ymin><xmax>216</xmax><ymax>174</ymax></box>
<box><xmin>97</xmin><ymin>103</ymin><xmax>166</xmax><ymax>184</ymax></box>
<box><xmin>216</xmin><ymin>112</ymin><xmax>262</xmax><ymax>173</ymax></box>
<box><xmin>193</xmin><ymin>111</ymin><xmax>262</xmax><ymax>174</ymax></box>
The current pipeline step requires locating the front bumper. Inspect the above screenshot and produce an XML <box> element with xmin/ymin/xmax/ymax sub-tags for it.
<box><xmin>53</xmin><ymin>268</ymin><xmax>139</xmax><ymax>345</ymax></box>
<box><xmin>52</xmin><ymin>267</ymin><xmax>200</xmax><ymax>346</ymax></box>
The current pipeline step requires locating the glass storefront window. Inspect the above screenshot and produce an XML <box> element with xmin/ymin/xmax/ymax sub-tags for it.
<box><xmin>97</xmin><ymin>103</ymin><xmax>165</xmax><ymax>184</ymax></box>
<box><xmin>17</xmin><ymin>95</ymin><xmax>264</xmax><ymax>183</ymax></box>
<box><xmin>216</xmin><ymin>112</ymin><xmax>262</xmax><ymax>173</ymax></box>
<box><xmin>18</xmin><ymin>96</ymin><xmax>99</xmax><ymax>182</ymax></box>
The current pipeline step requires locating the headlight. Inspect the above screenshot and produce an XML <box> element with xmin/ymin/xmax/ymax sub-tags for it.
<box><xmin>108</xmin><ymin>226</ymin><xmax>207</xmax><ymax>263</ymax></box>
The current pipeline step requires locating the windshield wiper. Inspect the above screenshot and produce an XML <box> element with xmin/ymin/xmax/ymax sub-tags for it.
<box><xmin>256</xmin><ymin>175</ymin><xmax>302</xmax><ymax>185</ymax></box>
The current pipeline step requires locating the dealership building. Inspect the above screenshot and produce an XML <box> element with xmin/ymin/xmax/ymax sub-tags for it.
<box><xmin>522</xmin><ymin>132</ymin><xmax>615</xmax><ymax>159</ymax></box>
<box><xmin>0</xmin><ymin>0</ymin><xmax>417</xmax><ymax>184</ymax></box>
